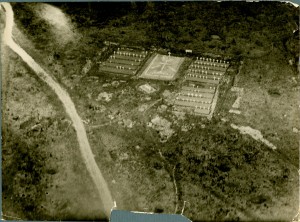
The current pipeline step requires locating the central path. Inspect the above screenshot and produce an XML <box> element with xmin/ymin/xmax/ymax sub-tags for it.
<box><xmin>1</xmin><ymin>3</ymin><xmax>114</xmax><ymax>217</ymax></box>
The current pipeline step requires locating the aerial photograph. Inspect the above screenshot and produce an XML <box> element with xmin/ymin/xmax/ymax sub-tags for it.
<box><xmin>1</xmin><ymin>1</ymin><xmax>299</xmax><ymax>221</ymax></box>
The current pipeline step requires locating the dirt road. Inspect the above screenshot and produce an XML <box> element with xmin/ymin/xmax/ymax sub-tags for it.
<box><xmin>1</xmin><ymin>2</ymin><xmax>114</xmax><ymax>217</ymax></box>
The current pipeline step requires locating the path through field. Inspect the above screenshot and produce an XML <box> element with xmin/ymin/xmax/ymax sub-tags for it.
<box><xmin>231</xmin><ymin>123</ymin><xmax>277</xmax><ymax>150</ymax></box>
<box><xmin>1</xmin><ymin>2</ymin><xmax>114</xmax><ymax>217</ymax></box>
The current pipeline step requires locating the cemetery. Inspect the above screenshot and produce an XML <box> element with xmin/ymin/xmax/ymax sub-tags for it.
<box><xmin>98</xmin><ymin>48</ymin><xmax>150</xmax><ymax>76</ymax></box>
<box><xmin>95</xmin><ymin>40</ymin><xmax>233</xmax><ymax>118</ymax></box>
<box><xmin>97</xmin><ymin>46</ymin><xmax>230</xmax><ymax>118</ymax></box>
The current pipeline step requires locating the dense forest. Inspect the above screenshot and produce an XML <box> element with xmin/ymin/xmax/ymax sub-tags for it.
<box><xmin>117</xmin><ymin>113</ymin><xmax>297</xmax><ymax>220</ymax></box>
<box><xmin>51</xmin><ymin>2</ymin><xmax>299</xmax><ymax>60</ymax></box>
<box><xmin>13</xmin><ymin>2</ymin><xmax>299</xmax><ymax>62</ymax></box>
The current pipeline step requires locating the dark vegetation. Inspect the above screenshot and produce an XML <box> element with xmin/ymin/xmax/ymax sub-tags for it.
<box><xmin>12</xmin><ymin>2</ymin><xmax>299</xmax><ymax>63</ymax></box>
<box><xmin>117</xmin><ymin>114</ymin><xmax>297</xmax><ymax>220</ymax></box>
<box><xmin>3</xmin><ymin>125</ymin><xmax>50</xmax><ymax>219</ymax></box>
<box><xmin>53</xmin><ymin>2</ymin><xmax>299</xmax><ymax>60</ymax></box>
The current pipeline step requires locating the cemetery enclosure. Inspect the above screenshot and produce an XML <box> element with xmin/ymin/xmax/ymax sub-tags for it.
<box><xmin>174</xmin><ymin>58</ymin><xmax>229</xmax><ymax>117</ymax></box>
<box><xmin>97</xmin><ymin>46</ymin><xmax>230</xmax><ymax>118</ymax></box>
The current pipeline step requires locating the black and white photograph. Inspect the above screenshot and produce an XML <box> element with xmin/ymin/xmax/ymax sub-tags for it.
<box><xmin>1</xmin><ymin>1</ymin><xmax>299</xmax><ymax>221</ymax></box>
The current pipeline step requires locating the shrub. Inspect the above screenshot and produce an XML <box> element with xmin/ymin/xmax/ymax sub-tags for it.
<box><xmin>267</xmin><ymin>88</ymin><xmax>281</xmax><ymax>96</ymax></box>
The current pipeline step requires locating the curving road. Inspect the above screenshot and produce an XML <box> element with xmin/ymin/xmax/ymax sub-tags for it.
<box><xmin>1</xmin><ymin>2</ymin><xmax>114</xmax><ymax>217</ymax></box>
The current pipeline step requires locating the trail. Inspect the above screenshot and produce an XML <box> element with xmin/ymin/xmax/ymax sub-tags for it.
<box><xmin>231</xmin><ymin>123</ymin><xmax>277</xmax><ymax>150</ymax></box>
<box><xmin>1</xmin><ymin>3</ymin><xmax>114</xmax><ymax>217</ymax></box>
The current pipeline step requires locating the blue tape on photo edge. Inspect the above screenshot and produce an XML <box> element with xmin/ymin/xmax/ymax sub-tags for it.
<box><xmin>109</xmin><ymin>210</ymin><xmax>192</xmax><ymax>222</ymax></box>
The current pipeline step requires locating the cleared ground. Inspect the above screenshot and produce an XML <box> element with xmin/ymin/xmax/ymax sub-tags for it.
<box><xmin>140</xmin><ymin>54</ymin><xmax>185</xmax><ymax>80</ymax></box>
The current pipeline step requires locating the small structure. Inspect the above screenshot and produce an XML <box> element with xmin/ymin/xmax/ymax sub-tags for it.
<box><xmin>229</xmin><ymin>109</ymin><xmax>241</xmax><ymax>115</ymax></box>
<box><xmin>139</xmin><ymin>83</ymin><xmax>157</xmax><ymax>94</ymax></box>
<box><xmin>96</xmin><ymin>92</ymin><xmax>113</xmax><ymax>102</ymax></box>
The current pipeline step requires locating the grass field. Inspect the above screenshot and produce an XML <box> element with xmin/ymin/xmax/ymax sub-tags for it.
<box><xmin>140</xmin><ymin>54</ymin><xmax>185</xmax><ymax>81</ymax></box>
<box><xmin>217</xmin><ymin>50</ymin><xmax>299</xmax><ymax>165</ymax></box>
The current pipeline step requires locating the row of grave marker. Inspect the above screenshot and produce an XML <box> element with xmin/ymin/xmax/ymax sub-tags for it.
<box><xmin>116</xmin><ymin>48</ymin><xmax>148</xmax><ymax>53</ymax></box>
<box><xmin>188</xmin><ymin>69</ymin><xmax>223</xmax><ymax>75</ymax></box>
<box><xmin>100</xmin><ymin>66</ymin><xmax>137</xmax><ymax>75</ymax></box>
<box><xmin>108</xmin><ymin>56</ymin><xmax>142</xmax><ymax>63</ymax></box>
<box><xmin>196</xmin><ymin>57</ymin><xmax>229</xmax><ymax>63</ymax></box>
<box><xmin>178</xmin><ymin>93</ymin><xmax>210</xmax><ymax>98</ymax></box>
<box><xmin>114</xmin><ymin>51</ymin><xmax>147</xmax><ymax>58</ymax></box>
<box><xmin>191</xmin><ymin>85</ymin><xmax>216</xmax><ymax>89</ymax></box>
<box><xmin>191</xmin><ymin>63</ymin><xmax>227</xmax><ymax>68</ymax></box>
<box><xmin>184</xmin><ymin>88</ymin><xmax>214</xmax><ymax>94</ymax></box>
<box><xmin>186</xmin><ymin>74</ymin><xmax>221</xmax><ymax>80</ymax></box>
<box><xmin>176</xmin><ymin>98</ymin><xmax>212</xmax><ymax>105</ymax></box>
<box><xmin>113</xmin><ymin>66</ymin><xmax>137</xmax><ymax>70</ymax></box>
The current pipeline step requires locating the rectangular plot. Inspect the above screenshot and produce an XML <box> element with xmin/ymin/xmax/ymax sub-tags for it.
<box><xmin>186</xmin><ymin>73</ymin><xmax>222</xmax><ymax>80</ymax></box>
<box><xmin>188</xmin><ymin>68</ymin><xmax>225</xmax><ymax>76</ymax></box>
<box><xmin>104</xmin><ymin>63</ymin><xmax>139</xmax><ymax>70</ymax></box>
<box><xmin>117</xmin><ymin>50</ymin><xmax>147</xmax><ymax>55</ymax></box>
<box><xmin>113</xmin><ymin>54</ymin><xmax>146</xmax><ymax>61</ymax></box>
<box><xmin>107</xmin><ymin>59</ymin><xmax>141</xmax><ymax>66</ymax></box>
<box><xmin>193</xmin><ymin>61</ymin><xmax>229</xmax><ymax>70</ymax></box>
<box><xmin>181</xmin><ymin>86</ymin><xmax>216</xmax><ymax>93</ymax></box>
<box><xmin>195</xmin><ymin>108</ymin><xmax>211</xmax><ymax>115</ymax></box>
<box><xmin>177</xmin><ymin>95</ymin><xmax>212</xmax><ymax>104</ymax></box>
<box><xmin>185</xmin><ymin>76</ymin><xmax>220</xmax><ymax>84</ymax></box>
<box><xmin>194</xmin><ymin>59</ymin><xmax>229</xmax><ymax>65</ymax></box>
<box><xmin>179</xmin><ymin>90</ymin><xmax>214</xmax><ymax>99</ymax></box>
<box><xmin>174</xmin><ymin>100</ymin><xmax>211</xmax><ymax>109</ymax></box>
<box><xmin>99</xmin><ymin>66</ymin><xmax>137</xmax><ymax>75</ymax></box>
